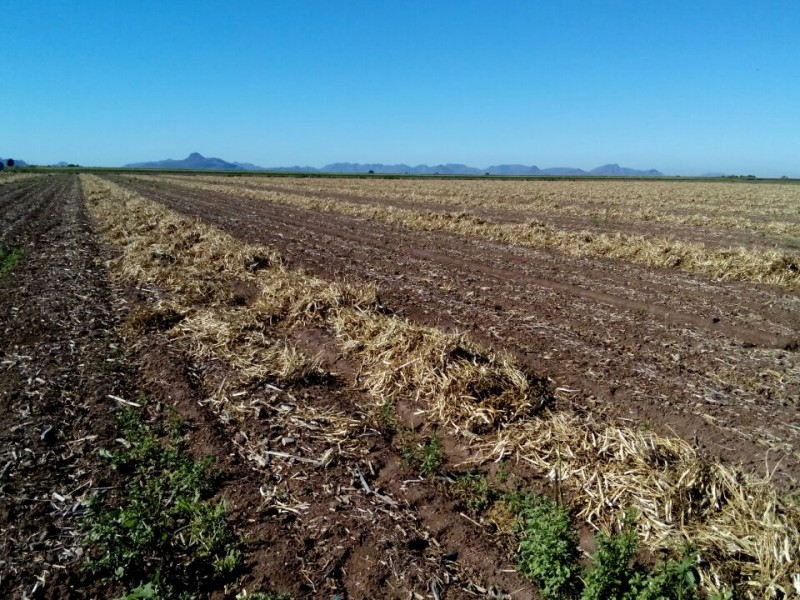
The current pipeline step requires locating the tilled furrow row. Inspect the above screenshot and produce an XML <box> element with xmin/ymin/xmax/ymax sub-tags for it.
<box><xmin>0</xmin><ymin>178</ymin><xmax>70</xmax><ymax>247</ymax></box>
<box><xmin>89</xmin><ymin>174</ymin><xmax>800</xmax><ymax>598</ymax></box>
<box><xmin>116</xmin><ymin>177</ymin><xmax>800</xmax><ymax>482</ymax></box>
<box><xmin>122</xmin><ymin>176</ymin><xmax>799</xmax><ymax>337</ymax></box>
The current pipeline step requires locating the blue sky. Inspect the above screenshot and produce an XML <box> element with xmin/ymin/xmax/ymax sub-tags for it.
<box><xmin>3</xmin><ymin>1</ymin><xmax>799</xmax><ymax>176</ymax></box>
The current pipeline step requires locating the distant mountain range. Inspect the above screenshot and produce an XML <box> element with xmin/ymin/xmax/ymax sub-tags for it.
<box><xmin>123</xmin><ymin>153</ymin><xmax>664</xmax><ymax>177</ymax></box>
<box><xmin>306</xmin><ymin>162</ymin><xmax>664</xmax><ymax>176</ymax></box>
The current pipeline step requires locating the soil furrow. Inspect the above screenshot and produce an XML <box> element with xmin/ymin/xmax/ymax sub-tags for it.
<box><xmin>183</xmin><ymin>176</ymin><xmax>798</xmax><ymax>250</ymax></box>
<box><xmin>0</xmin><ymin>178</ymin><xmax>42</xmax><ymax>215</ymax></box>
<box><xmin>0</xmin><ymin>178</ymin><xmax>69</xmax><ymax>247</ymax></box>
<box><xmin>84</xmin><ymin>174</ymin><xmax>539</xmax><ymax>599</ymax></box>
<box><xmin>0</xmin><ymin>175</ymin><xmax>138</xmax><ymax>598</ymax></box>
<box><xmin>116</xmin><ymin>176</ymin><xmax>800</xmax><ymax>488</ymax></box>
<box><xmin>122</xmin><ymin>177</ymin><xmax>799</xmax><ymax>340</ymax></box>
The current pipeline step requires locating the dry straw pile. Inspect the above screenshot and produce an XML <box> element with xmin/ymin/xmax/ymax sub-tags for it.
<box><xmin>332</xmin><ymin>310</ymin><xmax>548</xmax><ymax>432</ymax></box>
<box><xmin>483</xmin><ymin>413</ymin><xmax>800</xmax><ymax>598</ymax></box>
<box><xmin>82</xmin><ymin>175</ymin><xmax>318</xmax><ymax>388</ymax></box>
<box><xmin>0</xmin><ymin>172</ymin><xmax>36</xmax><ymax>186</ymax></box>
<box><xmin>83</xmin><ymin>175</ymin><xmax>800</xmax><ymax>598</ymax></box>
<box><xmin>278</xmin><ymin>176</ymin><xmax>800</xmax><ymax>236</ymax></box>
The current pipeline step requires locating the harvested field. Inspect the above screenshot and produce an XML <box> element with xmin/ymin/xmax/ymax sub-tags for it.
<box><xmin>120</xmin><ymin>174</ymin><xmax>800</xmax><ymax>481</ymax></box>
<box><xmin>103</xmin><ymin>173</ymin><xmax>800</xmax><ymax>596</ymax></box>
<box><xmin>0</xmin><ymin>175</ymin><xmax>140</xmax><ymax>598</ymax></box>
<box><xmin>154</xmin><ymin>174</ymin><xmax>800</xmax><ymax>287</ymax></box>
<box><xmin>2</xmin><ymin>172</ymin><xmax>799</xmax><ymax>599</ymax></box>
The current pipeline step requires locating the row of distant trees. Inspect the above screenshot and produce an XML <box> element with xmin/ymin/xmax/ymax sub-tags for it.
<box><xmin>2</xmin><ymin>160</ymin><xmax>84</xmax><ymax>170</ymax></box>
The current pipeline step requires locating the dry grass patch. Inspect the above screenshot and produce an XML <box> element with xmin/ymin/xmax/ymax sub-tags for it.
<box><xmin>176</xmin><ymin>306</ymin><xmax>326</xmax><ymax>388</ymax></box>
<box><xmin>0</xmin><ymin>172</ymin><xmax>38</xmax><ymax>186</ymax></box>
<box><xmin>83</xmin><ymin>174</ymin><xmax>540</xmax><ymax>431</ymax></box>
<box><xmin>332</xmin><ymin>310</ymin><xmax>549</xmax><ymax>433</ymax></box>
<box><xmin>171</xmin><ymin>174</ymin><xmax>800</xmax><ymax>237</ymax></box>
<box><xmin>81</xmin><ymin>175</ymin><xmax>322</xmax><ymax>390</ymax></box>
<box><xmin>252</xmin><ymin>275</ymin><xmax>380</xmax><ymax>328</ymax></box>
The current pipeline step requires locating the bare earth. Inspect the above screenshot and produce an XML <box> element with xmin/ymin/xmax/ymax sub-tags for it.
<box><xmin>0</xmin><ymin>175</ymin><xmax>135</xmax><ymax>597</ymax></box>
<box><xmin>2</xmin><ymin>173</ymin><xmax>798</xmax><ymax>598</ymax></box>
<box><xmin>120</xmin><ymin>176</ymin><xmax>800</xmax><ymax>489</ymax></box>
<box><xmin>1</xmin><ymin>175</ymin><xmax>537</xmax><ymax>598</ymax></box>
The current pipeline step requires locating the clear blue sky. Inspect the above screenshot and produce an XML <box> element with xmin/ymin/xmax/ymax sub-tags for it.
<box><xmin>3</xmin><ymin>1</ymin><xmax>799</xmax><ymax>176</ymax></box>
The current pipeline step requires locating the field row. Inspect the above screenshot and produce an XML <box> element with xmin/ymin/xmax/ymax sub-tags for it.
<box><xmin>5</xmin><ymin>174</ymin><xmax>796</xmax><ymax>597</ymax></box>
<box><xmin>174</xmin><ymin>174</ymin><xmax>800</xmax><ymax>241</ymax></box>
<box><xmin>119</xmin><ymin>174</ymin><xmax>800</xmax><ymax>471</ymax></box>
<box><xmin>94</xmin><ymin>174</ymin><xmax>800</xmax><ymax>597</ymax></box>
<box><xmin>143</xmin><ymin>174</ymin><xmax>800</xmax><ymax>289</ymax></box>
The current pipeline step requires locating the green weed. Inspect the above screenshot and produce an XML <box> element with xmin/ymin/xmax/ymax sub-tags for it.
<box><xmin>631</xmin><ymin>553</ymin><xmax>699</xmax><ymax>600</ymax></box>
<box><xmin>83</xmin><ymin>408</ymin><xmax>241</xmax><ymax>599</ymax></box>
<box><xmin>495</xmin><ymin>458</ymin><xmax>510</xmax><ymax>483</ymax></box>
<box><xmin>400</xmin><ymin>432</ymin><xmax>444</xmax><ymax>477</ymax></box>
<box><xmin>0</xmin><ymin>244</ymin><xmax>22</xmax><ymax>277</ymax></box>
<box><xmin>420</xmin><ymin>435</ymin><xmax>443</xmax><ymax>476</ymax></box>
<box><xmin>581</xmin><ymin>512</ymin><xmax>640</xmax><ymax>600</ymax></box>
<box><xmin>236</xmin><ymin>593</ymin><xmax>291</xmax><ymax>600</ymax></box>
<box><xmin>450</xmin><ymin>472</ymin><xmax>494</xmax><ymax>512</ymax></box>
<box><xmin>374</xmin><ymin>400</ymin><xmax>397</xmax><ymax>436</ymax></box>
<box><xmin>507</xmin><ymin>494</ymin><xmax>700</xmax><ymax>600</ymax></box>
<box><xmin>508</xmin><ymin>492</ymin><xmax>580</xmax><ymax>599</ymax></box>
<box><xmin>582</xmin><ymin>512</ymin><xmax>699</xmax><ymax>600</ymax></box>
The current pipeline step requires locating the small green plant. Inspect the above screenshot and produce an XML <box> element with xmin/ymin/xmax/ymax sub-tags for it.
<box><xmin>582</xmin><ymin>509</ymin><xmax>699</xmax><ymax>600</ymax></box>
<box><xmin>120</xmin><ymin>582</ymin><xmax>158</xmax><ymax>599</ymax></box>
<box><xmin>581</xmin><ymin>513</ymin><xmax>640</xmax><ymax>600</ymax></box>
<box><xmin>236</xmin><ymin>592</ymin><xmax>291</xmax><ymax>600</ymax></box>
<box><xmin>83</xmin><ymin>408</ymin><xmax>241</xmax><ymax>598</ymax></box>
<box><xmin>0</xmin><ymin>244</ymin><xmax>22</xmax><ymax>277</ymax></box>
<box><xmin>495</xmin><ymin>458</ymin><xmax>510</xmax><ymax>483</ymax></box>
<box><xmin>632</xmin><ymin>553</ymin><xmax>699</xmax><ymax>600</ymax></box>
<box><xmin>508</xmin><ymin>493</ymin><xmax>580</xmax><ymax>600</ymax></box>
<box><xmin>375</xmin><ymin>400</ymin><xmax>397</xmax><ymax>435</ymax></box>
<box><xmin>450</xmin><ymin>472</ymin><xmax>493</xmax><ymax>512</ymax></box>
<box><xmin>507</xmin><ymin>492</ymin><xmax>701</xmax><ymax>600</ymax></box>
<box><xmin>420</xmin><ymin>434</ymin><xmax>443</xmax><ymax>476</ymax></box>
<box><xmin>399</xmin><ymin>432</ymin><xmax>443</xmax><ymax>477</ymax></box>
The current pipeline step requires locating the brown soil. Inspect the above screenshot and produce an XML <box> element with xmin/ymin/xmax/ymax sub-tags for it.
<box><xmin>191</xmin><ymin>177</ymin><xmax>799</xmax><ymax>251</ymax></box>
<box><xmin>119</xmin><ymin>176</ymin><xmax>800</xmax><ymax>490</ymax></box>
<box><xmin>2</xmin><ymin>174</ymin><xmax>542</xmax><ymax>599</ymax></box>
<box><xmin>0</xmin><ymin>175</ymin><xmax>136</xmax><ymax>598</ymax></box>
<box><xmin>132</xmin><ymin>330</ymin><xmax>533</xmax><ymax>600</ymax></box>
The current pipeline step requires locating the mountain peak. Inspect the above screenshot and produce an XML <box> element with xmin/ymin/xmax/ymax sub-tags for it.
<box><xmin>124</xmin><ymin>153</ymin><xmax>262</xmax><ymax>171</ymax></box>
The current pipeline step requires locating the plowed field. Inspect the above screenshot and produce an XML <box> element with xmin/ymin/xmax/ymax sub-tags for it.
<box><xmin>120</xmin><ymin>174</ymin><xmax>800</xmax><ymax>486</ymax></box>
<box><xmin>1</xmin><ymin>172</ymin><xmax>798</xmax><ymax>599</ymax></box>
